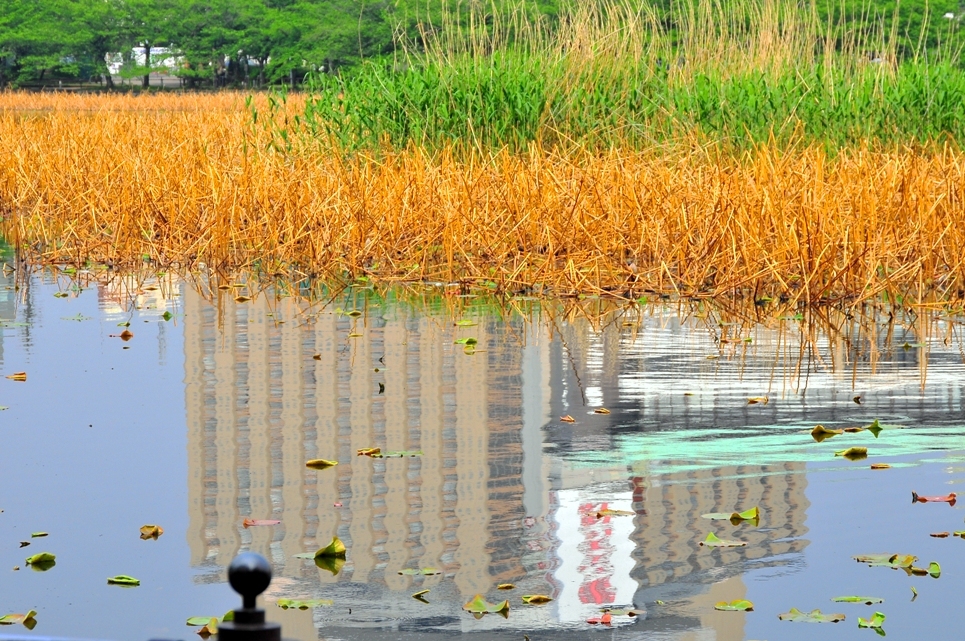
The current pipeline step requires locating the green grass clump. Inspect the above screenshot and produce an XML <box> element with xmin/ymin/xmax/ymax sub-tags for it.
<box><xmin>279</xmin><ymin>0</ymin><xmax>965</xmax><ymax>152</ymax></box>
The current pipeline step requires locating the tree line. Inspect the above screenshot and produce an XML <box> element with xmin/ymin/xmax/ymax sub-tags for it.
<box><xmin>0</xmin><ymin>0</ymin><xmax>960</xmax><ymax>90</ymax></box>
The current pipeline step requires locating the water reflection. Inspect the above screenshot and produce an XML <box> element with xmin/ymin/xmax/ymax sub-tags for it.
<box><xmin>177</xmin><ymin>287</ymin><xmax>827</xmax><ymax>638</ymax></box>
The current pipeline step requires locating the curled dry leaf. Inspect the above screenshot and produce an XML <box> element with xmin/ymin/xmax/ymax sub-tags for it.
<box><xmin>19</xmin><ymin>541</ymin><xmax>29</xmax><ymax>548</ymax></box>
<box><xmin>497</xmin><ymin>583</ymin><xmax>515</xmax><ymax>590</ymax></box>
<box><xmin>811</xmin><ymin>425</ymin><xmax>843</xmax><ymax>442</ymax></box>
<box><xmin>242</xmin><ymin>518</ymin><xmax>281</xmax><ymax>528</ymax></box>
<box><xmin>870</xmin><ymin>464</ymin><xmax>891</xmax><ymax>470</ymax></box>
<box><xmin>593</xmin><ymin>408</ymin><xmax>611</xmax><ymax>414</ymax></box>
<box><xmin>462</xmin><ymin>594</ymin><xmax>509</xmax><ymax>619</ymax></box>
<box><xmin>699</xmin><ymin>532</ymin><xmax>746</xmax><ymax>547</ymax></box>
<box><xmin>305</xmin><ymin>459</ymin><xmax>338</xmax><ymax>469</ymax></box>
<box><xmin>521</xmin><ymin>595</ymin><xmax>553</xmax><ymax>605</ymax></box>
<box><xmin>559</xmin><ymin>415</ymin><xmax>576</xmax><ymax>423</ymax></box>
<box><xmin>597</xmin><ymin>509</ymin><xmax>635</xmax><ymax>518</ymax></box>
<box><xmin>931</xmin><ymin>532</ymin><xmax>950</xmax><ymax>538</ymax></box>
<box><xmin>412</xmin><ymin>589</ymin><xmax>430</xmax><ymax>602</ymax></box>
<box><xmin>356</xmin><ymin>447</ymin><xmax>381</xmax><ymax>457</ymax></box>
<box><xmin>834</xmin><ymin>447</ymin><xmax>868</xmax><ymax>460</ymax></box>
<box><xmin>139</xmin><ymin>524</ymin><xmax>163</xmax><ymax>540</ymax></box>
<box><xmin>912</xmin><ymin>491</ymin><xmax>957</xmax><ymax>505</ymax></box>
<box><xmin>5</xmin><ymin>372</ymin><xmax>26</xmax><ymax>381</ymax></box>
<box><xmin>312</xmin><ymin>354</ymin><xmax>321</xmax><ymax>360</ymax></box>
<box><xmin>747</xmin><ymin>396</ymin><xmax>768</xmax><ymax>405</ymax></box>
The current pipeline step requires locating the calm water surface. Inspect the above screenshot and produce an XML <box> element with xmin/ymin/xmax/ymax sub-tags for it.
<box><xmin>1</xmin><ymin>268</ymin><xmax>965</xmax><ymax>641</ymax></box>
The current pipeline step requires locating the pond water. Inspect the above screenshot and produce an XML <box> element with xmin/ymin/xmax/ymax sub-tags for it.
<box><xmin>1</xmin><ymin>266</ymin><xmax>965</xmax><ymax>641</ymax></box>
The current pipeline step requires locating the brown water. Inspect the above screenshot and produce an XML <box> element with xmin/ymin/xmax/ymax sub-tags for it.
<box><xmin>2</xmin><ymin>268</ymin><xmax>965</xmax><ymax>641</ymax></box>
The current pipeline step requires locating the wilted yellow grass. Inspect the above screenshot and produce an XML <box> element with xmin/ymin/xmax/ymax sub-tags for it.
<box><xmin>2</xmin><ymin>92</ymin><xmax>965</xmax><ymax>305</ymax></box>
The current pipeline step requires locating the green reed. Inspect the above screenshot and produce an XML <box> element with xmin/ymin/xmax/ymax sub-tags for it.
<box><xmin>289</xmin><ymin>0</ymin><xmax>965</xmax><ymax>152</ymax></box>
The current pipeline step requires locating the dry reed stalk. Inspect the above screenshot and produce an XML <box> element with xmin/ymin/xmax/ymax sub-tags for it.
<box><xmin>2</xmin><ymin>92</ymin><xmax>965</xmax><ymax>305</ymax></box>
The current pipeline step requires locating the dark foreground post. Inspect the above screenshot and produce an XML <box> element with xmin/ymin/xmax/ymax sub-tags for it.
<box><xmin>217</xmin><ymin>553</ymin><xmax>281</xmax><ymax>641</ymax></box>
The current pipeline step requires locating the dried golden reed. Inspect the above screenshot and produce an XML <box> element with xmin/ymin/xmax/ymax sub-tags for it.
<box><xmin>2</xmin><ymin>92</ymin><xmax>965</xmax><ymax>305</ymax></box>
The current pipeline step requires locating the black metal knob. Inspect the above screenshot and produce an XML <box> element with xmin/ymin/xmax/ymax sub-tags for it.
<box><xmin>228</xmin><ymin>553</ymin><xmax>272</xmax><ymax>610</ymax></box>
<box><xmin>219</xmin><ymin>553</ymin><xmax>281</xmax><ymax>641</ymax></box>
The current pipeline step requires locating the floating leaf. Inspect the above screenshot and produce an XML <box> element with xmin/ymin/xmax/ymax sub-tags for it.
<box><xmin>454</xmin><ymin>337</ymin><xmax>478</xmax><ymax>346</ymax></box>
<box><xmin>242</xmin><ymin>518</ymin><xmax>280</xmax><ymax>528</ymax></box>
<box><xmin>858</xmin><ymin>611</ymin><xmax>886</xmax><ymax>629</ymax></box>
<box><xmin>747</xmin><ymin>396</ymin><xmax>769</xmax><ymax>405</ymax></box>
<box><xmin>356</xmin><ymin>447</ymin><xmax>381</xmax><ymax>457</ymax></box>
<box><xmin>313</xmin><ymin>555</ymin><xmax>345</xmax><ymax>576</ymax></box>
<box><xmin>31</xmin><ymin>532</ymin><xmax>48</xmax><ymax>538</ymax></box>
<box><xmin>62</xmin><ymin>314</ymin><xmax>93</xmax><ymax>322</ymax></box>
<box><xmin>346</xmin><ymin>310</ymin><xmax>363</xmax><ymax>318</ymax></box>
<box><xmin>586</xmin><ymin>612</ymin><xmax>612</xmax><ymax>625</ymax></box>
<box><xmin>455</xmin><ymin>320</ymin><xmax>477</xmax><ymax>327</ymax></box>
<box><xmin>594</xmin><ymin>408</ymin><xmax>611</xmax><ymax>414</ymax></box>
<box><xmin>559</xmin><ymin>415</ymin><xmax>576</xmax><ymax>423</ymax></box>
<box><xmin>497</xmin><ymin>583</ymin><xmax>515</xmax><ymax>590</ymax></box>
<box><xmin>53</xmin><ymin>292</ymin><xmax>68</xmax><ymax>298</ymax></box>
<box><xmin>930</xmin><ymin>532</ymin><xmax>950</xmax><ymax>538</ymax></box>
<box><xmin>25</xmin><ymin>552</ymin><xmax>56</xmax><ymax>570</ymax></box>
<box><xmin>778</xmin><ymin>608</ymin><xmax>845</xmax><ymax>623</ymax></box>
<box><xmin>714</xmin><ymin>600</ymin><xmax>754</xmax><ymax>611</ymax></box>
<box><xmin>139</xmin><ymin>524</ymin><xmax>163</xmax><ymax>540</ymax></box>
<box><xmin>928</xmin><ymin>561</ymin><xmax>941</xmax><ymax>578</ymax></box>
<box><xmin>853</xmin><ymin>553</ymin><xmax>917</xmax><ymax>568</ymax></box>
<box><xmin>162</xmin><ymin>311</ymin><xmax>173</xmax><ymax>321</ymax></box>
<box><xmin>870</xmin><ymin>464</ymin><xmax>891</xmax><ymax>470</ymax></box>
<box><xmin>522</xmin><ymin>595</ymin><xmax>553</xmax><ymax>605</ymax></box>
<box><xmin>398</xmin><ymin>567</ymin><xmax>440</xmax><ymax>576</ymax></box>
<box><xmin>234</xmin><ymin>296</ymin><xmax>251</xmax><ymax>303</ymax></box>
<box><xmin>412</xmin><ymin>589</ymin><xmax>430</xmax><ymax>602</ymax></box>
<box><xmin>462</xmin><ymin>594</ymin><xmax>509</xmax><ymax>619</ymax></box>
<box><xmin>119</xmin><ymin>330</ymin><xmax>134</xmax><ymax>341</ymax></box>
<box><xmin>305</xmin><ymin>459</ymin><xmax>338</xmax><ymax>469</ymax></box>
<box><xmin>315</xmin><ymin>536</ymin><xmax>346</xmax><ymax>558</ymax></box>
<box><xmin>811</xmin><ymin>425</ymin><xmax>843</xmax><ymax>442</ymax></box>
<box><xmin>276</xmin><ymin>599</ymin><xmax>332</xmax><ymax>609</ymax></box>
<box><xmin>865</xmin><ymin>420</ymin><xmax>884</xmax><ymax>438</ymax></box>
<box><xmin>911</xmin><ymin>586</ymin><xmax>918</xmax><ymax>600</ymax></box>
<box><xmin>312</xmin><ymin>354</ymin><xmax>321</xmax><ymax>360</ymax></box>
<box><xmin>699</xmin><ymin>532</ymin><xmax>746</xmax><ymax>547</ymax></box>
<box><xmin>912</xmin><ymin>491</ymin><xmax>956</xmax><ymax>505</ymax></box>
<box><xmin>832</xmin><ymin>596</ymin><xmax>883</xmax><ymax>605</ymax></box>
<box><xmin>19</xmin><ymin>541</ymin><xmax>29</xmax><ymax>548</ymax></box>
<box><xmin>854</xmin><ymin>395</ymin><xmax>862</xmax><ymax>404</ymax></box>
<box><xmin>107</xmin><ymin>575</ymin><xmax>140</xmax><ymax>586</ymax></box>
<box><xmin>597</xmin><ymin>509</ymin><xmax>634</xmax><ymax>518</ymax></box>
<box><xmin>374</xmin><ymin>450</ymin><xmax>423</xmax><ymax>458</ymax></box>
<box><xmin>701</xmin><ymin>506</ymin><xmax>760</xmax><ymax>525</ymax></box>
<box><xmin>196</xmin><ymin>619</ymin><xmax>217</xmax><ymax>638</ymax></box>
<box><xmin>187</xmin><ymin>617</ymin><xmax>218</xmax><ymax>626</ymax></box>
<box><xmin>835</xmin><ymin>447</ymin><xmax>868</xmax><ymax>460</ymax></box>
<box><xmin>5</xmin><ymin>372</ymin><xmax>26</xmax><ymax>381</ymax></box>
<box><xmin>0</xmin><ymin>610</ymin><xmax>37</xmax><ymax>629</ymax></box>
<box><xmin>599</xmin><ymin>608</ymin><xmax>643</xmax><ymax>617</ymax></box>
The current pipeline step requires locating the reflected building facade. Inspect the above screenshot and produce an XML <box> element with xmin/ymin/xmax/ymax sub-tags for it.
<box><xmin>182</xmin><ymin>291</ymin><xmax>811</xmax><ymax>639</ymax></box>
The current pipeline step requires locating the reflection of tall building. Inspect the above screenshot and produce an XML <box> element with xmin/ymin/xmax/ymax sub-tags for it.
<box><xmin>183</xmin><ymin>288</ymin><xmax>530</xmax><ymax>598</ymax></box>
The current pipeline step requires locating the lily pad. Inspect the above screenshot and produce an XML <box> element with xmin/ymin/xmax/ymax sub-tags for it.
<box><xmin>701</xmin><ymin>506</ymin><xmax>760</xmax><ymax>524</ymax></box>
<box><xmin>0</xmin><ymin>610</ymin><xmax>37</xmax><ymax>630</ymax></box>
<box><xmin>25</xmin><ymin>552</ymin><xmax>56</xmax><ymax>570</ymax></box>
<box><xmin>187</xmin><ymin>617</ymin><xmax>219</xmax><ymax>626</ymax></box>
<box><xmin>778</xmin><ymin>608</ymin><xmax>845</xmax><ymax>623</ymax></box>
<box><xmin>714</xmin><ymin>600</ymin><xmax>754</xmax><ymax>611</ymax></box>
<box><xmin>835</xmin><ymin>447</ymin><xmax>868</xmax><ymax>460</ymax></box>
<box><xmin>699</xmin><ymin>532</ymin><xmax>746</xmax><ymax>547</ymax></box>
<box><xmin>858</xmin><ymin>611</ymin><xmax>886</xmax><ymax>631</ymax></box>
<box><xmin>140</xmin><ymin>524</ymin><xmax>163</xmax><ymax>540</ymax></box>
<box><xmin>305</xmin><ymin>459</ymin><xmax>338</xmax><ymax>469</ymax></box>
<box><xmin>455</xmin><ymin>320</ymin><xmax>477</xmax><ymax>327</ymax></box>
<box><xmin>928</xmin><ymin>561</ymin><xmax>941</xmax><ymax>578</ymax></box>
<box><xmin>853</xmin><ymin>553</ymin><xmax>917</xmax><ymax>568</ymax></box>
<box><xmin>276</xmin><ymin>599</ymin><xmax>333</xmax><ymax>609</ymax></box>
<box><xmin>811</xmin><ymin>425</ymin><xmax>843</xmax><ymax>442</ymax></box>
<box><xmin>832</xmin><ymin>596</ymin><xmax>883</xmax><ymax>604</ymax></box>
<box><xmin>316</xmin><ymin>536</ymin><xmax>346</xmax><ymax>558</ymax></box>
<box><xmin>454</xmin><ymin>337</ymin><xmax>478</xmax><ymax>346</ymax></box>
<box><xmin>462</xmin><ymin>594</ymin><xmax>509</xmax><ymax>619</ymax></box>
<box><xmin>107</xmin><ymin>575</ymin><xmax>140</xmax><ymax>586</ymax></box>
<box><xmin>521</xmin><ymin>595</ymin><xmax>553</xmax><ymax>604</ymax></box>
<box><xmin>398</xmin><ymin>567</ymin><xmax>440</xmax><ymax>576</ymax></box>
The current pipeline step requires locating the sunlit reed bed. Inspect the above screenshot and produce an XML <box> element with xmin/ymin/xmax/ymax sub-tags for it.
<box><xmin>2</xmin><ymin>91</ymin><xmax>965</xmax><ymax>305</ymax></box>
